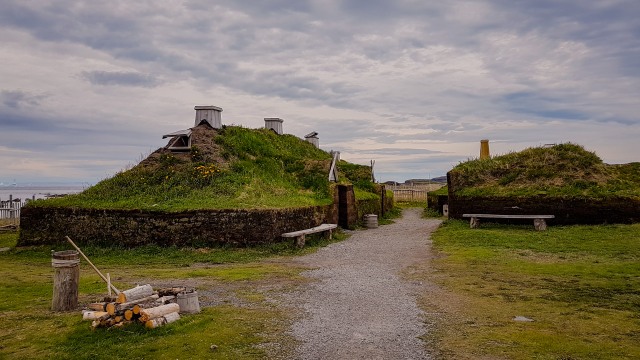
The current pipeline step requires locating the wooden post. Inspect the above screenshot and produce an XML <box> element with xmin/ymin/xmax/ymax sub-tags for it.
<box><xmin>52</xmin><ymin>250</ymin><xmax>80</xmax><ymax>311</ymax></box>
<box><xmin>533</xmin><ymin>218</ymin><xmax>547</xmax><ymax>231</ymax></box>
<box><xmin>469</xmin><ymin>217</ymin><xmax>480</xmax><ymax>229</ymax></box>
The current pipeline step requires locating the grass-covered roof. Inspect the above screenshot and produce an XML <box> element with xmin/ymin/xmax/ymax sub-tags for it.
<box><xmin>449</xmin><ymin>143</ymin><xmax>640</xmax><ymax>198</ymax></box>
<box><xmin>33</xmin><ymin>125</ymin><xmax>376</xmax><ymax>211</ymax></box>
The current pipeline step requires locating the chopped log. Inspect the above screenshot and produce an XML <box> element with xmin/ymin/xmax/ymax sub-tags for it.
<box><xmin>117</xmin><ymin>284</ymin><xmax>154</xmax><ymax>304</ymax></box>
<box><xmin>139</xmin><ymin>303</ymin><xmax>180</xmax><ymax>322</ymax></box>
<box><xmin>87</xmin><ymin>302</ymin><xmax>108</xmax><ymax>311</ymax></box>
<box><xmin>145</xmin><ymin>312</ymin><xmax>180</xmax><ymax>329</ymax></box>
<box><xmin>132</xmin><ymin>304</ymin><xmax>141</xmax><ymax>315</ymax></box>
<box><xmin>107</xmin><ymin>294</ymin><xmax>159</xmax><ymax>315</ymax></box>
<box><xmin>156</xmin><ymin>295</ymin><xmax>176</xmax><ymax>305</ymax></box>
<box><xmin>157</xmin><ymin>287</ymin><xmax>186</xmax><ymax>297</ymax></box>
<box><xmin>82</xmin><ymin>311</ymin><xmax>108</xmax><ymax>321</ymax></box>
<box><xmin>90</xmin><ymin>313</ymin><xmax>113</xmax><ymax>329</ymax></box>
<box><xmin>113</xmin><ymin>315</ymin><xmax>123</xmax><ymax>323</ymax></box>
<box><xmin>123</xmin><ymin>309</ymin><xmax>140</xmax><ymax>321</ymax></box>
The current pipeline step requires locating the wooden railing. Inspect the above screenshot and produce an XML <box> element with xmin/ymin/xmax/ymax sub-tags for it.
<box><xmin>389</xmin><ymin>184</ymin><xmax>444</xmax><ymax>203</ymax></box>
<box><xmin>0</xmin><ymin>198</ymin><xmax>28</xmax><ymax>225</ymax></box>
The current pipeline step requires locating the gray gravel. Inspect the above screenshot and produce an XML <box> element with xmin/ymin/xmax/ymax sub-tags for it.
<box><xmin>289</xmin><ymin>208</ymin><xmax>442</xmax><ymax>360</ymax></box>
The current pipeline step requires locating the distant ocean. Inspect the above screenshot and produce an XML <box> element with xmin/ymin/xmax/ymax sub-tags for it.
<box><xmin>0</xmin><ymin>185</ymin><xmax>87</xmax><ymax>202</ymax></box>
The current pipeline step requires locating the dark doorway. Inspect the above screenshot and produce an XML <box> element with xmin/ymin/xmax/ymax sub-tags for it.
<box><xmin>338</xmin><ymin>185</ymin><xmax>349</xmax><ymax>228</ymax></box>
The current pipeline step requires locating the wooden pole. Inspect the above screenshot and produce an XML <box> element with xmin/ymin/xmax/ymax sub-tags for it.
<box><xmin>107</xmin><ymin>273</ymin><xmax>112</xmax><ymax>297</ymax></box>
<box><xmin>65</xmin><ymin>236</ymin><xmax>120</xmax><ymax>294</ymax></box>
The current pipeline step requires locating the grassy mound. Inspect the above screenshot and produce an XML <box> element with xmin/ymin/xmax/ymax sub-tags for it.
<box><xmin>449</xmin><ymin>143</ymin><xmax>640</xmax><ymax>198</ymax></box>
<box><xmin>35</xmin><ymin>125</ymin><xmax>376</xmax><ymax>211</ymax></box>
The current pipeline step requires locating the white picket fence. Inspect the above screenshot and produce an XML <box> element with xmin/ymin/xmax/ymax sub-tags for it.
<box><xmin>0</xmin><ymin>197</ymin><xmax>28</xmax><ymax>224</ymax></box>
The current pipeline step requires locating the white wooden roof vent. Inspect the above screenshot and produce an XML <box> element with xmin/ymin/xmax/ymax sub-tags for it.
<box><xmin>264</xmin><ymin>118</ymin><xmax>284</xmax><ymax>135</ymax></box>
<box><xmin>304</xmin><ymin>132</ymin><xmax>319</xmax><ymax>148</ymax></box>
<box><xmin>194</xmin><ymin>105</ymin><xmax>222</xmax><ymax>128</ymax></box>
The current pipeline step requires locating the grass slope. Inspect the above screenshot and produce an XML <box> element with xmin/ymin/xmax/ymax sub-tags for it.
<box><xmin>33</xmin><ymin>126</ymin><xmax>376</xmax><ymax>211</ymax></box>
<box><xmin>430</xmin><ymin>220</ymin><xmax>640</xmax><ymax>359</ymax></box>
<box><xmin>450</xmin><ymin>143</ymin><xmax>640</xmax><ymax>198</ymax></box>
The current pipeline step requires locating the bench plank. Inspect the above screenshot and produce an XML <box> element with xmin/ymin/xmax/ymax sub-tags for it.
<box><xmin>282</xmin><ymin>224</ymin><xmax>338</xmax><ymax>248</ymax></box>
<box><xmin>282</xmin><ymin>224</ymin><xmax>337</xmax><ymax>238</ymax></box>
<box><xmin>462</xmin><ymin>214</ymin><xmax>554</xmax><ymax>231</ymax></box>
<box><xmin>462</xmin><ymin>214</ymin><xmax>555</xmax><ymax>219</ymax></box>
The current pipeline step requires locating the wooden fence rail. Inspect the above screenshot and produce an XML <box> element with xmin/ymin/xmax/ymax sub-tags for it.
<box><xmin>0</xmin><ymin>198</ymin><xmax>28</xmax><ymax>225</ymax></box>
<box><xmin>389</xmin><ymin>184</ymin><xmax>444</xmax><ymax>203</ymax></box>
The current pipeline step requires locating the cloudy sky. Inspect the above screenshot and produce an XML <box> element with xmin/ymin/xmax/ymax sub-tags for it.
<box><xmin>1</xmin><ymin>0</ymin><xmax>639</xmax><ymax>185</ymax></box>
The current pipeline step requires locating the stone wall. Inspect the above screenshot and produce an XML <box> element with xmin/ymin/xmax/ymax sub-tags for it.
<box><xmin>18</xmin><ymin>205</ymin><xmax>332</xmax><ymax>247</ymax></box>
<box><xmin>18</xmin><ymin>183</ymin><xmax>396</xmax><ymax>247</ymax></box>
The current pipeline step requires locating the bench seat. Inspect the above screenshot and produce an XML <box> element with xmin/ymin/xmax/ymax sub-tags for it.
<box><xmin>462</xmin><ymin>214</ymin><xmax>555</xmax><ymax>231</ymax></box>
<box><xmin>282</xmin><ymin>224</ymin><xmax>338</xmax><ymax>247</ymax></box>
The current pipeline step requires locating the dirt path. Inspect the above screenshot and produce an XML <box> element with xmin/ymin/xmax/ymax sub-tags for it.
<box><xmin>288</xmin><ymin>208</ymin><xmax>442</xmax><ymax>359</ymax></box>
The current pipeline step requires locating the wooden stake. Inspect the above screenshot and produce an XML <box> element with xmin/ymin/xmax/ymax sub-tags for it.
<box><xmin>65</xmin><ymin>236</ymin><xmax>120</xmax><ymax>295</ymax></box>
<box><xmin>107</xmin><ymin>273</ymin><xmax>112</xmax><ymax>297</ymax></box>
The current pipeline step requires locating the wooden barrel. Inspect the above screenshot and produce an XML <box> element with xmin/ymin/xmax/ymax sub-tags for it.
<box><xmin>51</xmin><ymin>250</ymin><xmax>80</xmax><ymax>311</ymax></box>
<box><xmin>364</xmin><ymin>214</ymin><xmax>378</xmax><ymax>229</ymax></box>
<box><xmin>177</xmin><ymin>291</ymin><xmax>201</xmax><ymax>314</ymax></box>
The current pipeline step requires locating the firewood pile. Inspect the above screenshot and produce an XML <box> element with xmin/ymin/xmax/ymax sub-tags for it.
<box><xmin>82</xmin><ymin>284</ymin><xmax>197</xmax><ymax>330</ymax></box>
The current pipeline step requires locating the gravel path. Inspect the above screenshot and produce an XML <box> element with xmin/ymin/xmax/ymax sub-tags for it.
<box><xmin>289</xmin><ymin>208</ymin><xmax>442</xmax><ymax>359</ymax></box>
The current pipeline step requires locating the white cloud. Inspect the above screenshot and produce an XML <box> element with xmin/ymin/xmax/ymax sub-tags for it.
<box><xmin>0</xmin><ymin>0</ymin><xmax>638</xmax><ymax>183</ymax></box>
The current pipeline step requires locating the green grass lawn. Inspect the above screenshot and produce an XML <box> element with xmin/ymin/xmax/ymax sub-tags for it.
<box><xmin>430</xmin><ymin>220</ymin><xmax>640</xmax><ymax>359</ymax></box>
<box><xmin>0</xmin><ymin>231</ymin><xmax>346</xmax><ymax>359</ymax></box>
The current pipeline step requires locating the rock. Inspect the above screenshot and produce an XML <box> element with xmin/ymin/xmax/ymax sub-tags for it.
<box><xmin>513</xmin><ymin>316</ymin><xmax>534</xmax><ymax>322</ymax></box>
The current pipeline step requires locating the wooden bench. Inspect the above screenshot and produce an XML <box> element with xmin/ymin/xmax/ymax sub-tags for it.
<box><xmin>462</xmin><ymin>214</ymin><xmax>555</xmax><ymax>231</ymax></box>
<box><xmin>282</xmin><ymin>224</ymin><xmax>338</xmax><ymax>248</ymax></box>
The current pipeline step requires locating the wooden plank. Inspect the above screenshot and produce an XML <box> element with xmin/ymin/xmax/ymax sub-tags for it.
<box><xmin>462</xmin><ymin>214</ymin><xmax>555</xmax><ymax>219</ymax></box>
<box><xmin>282</xmin><ymin>224</ymin><xmax>337</xmax><ymax>238</ymax></box>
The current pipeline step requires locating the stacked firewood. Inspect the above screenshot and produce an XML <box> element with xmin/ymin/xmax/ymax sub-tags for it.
<box><xmin>82</xmin><ymin>285</ymin><xmax>187</xmax><ymax>329</ymax></box>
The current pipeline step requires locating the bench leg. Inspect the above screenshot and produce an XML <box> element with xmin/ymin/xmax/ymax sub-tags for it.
<box><xmin>533</xmin><ymin>219</ymin><xmax>547</xmax><ymax>231</ymax></box>
<box><xmin>328</xmin><ymin>229</ymin><xmax>333</xmax><ymax>240</ymax></box>
<box><xmin>295</xmin><ymin>234</ymin><xmax>306</xmax><ymax>248</ymax></box>
<box><xmin>469</xmin><ymin>217</ymin><xmax>480</xmax><ymax>229</ymax></box>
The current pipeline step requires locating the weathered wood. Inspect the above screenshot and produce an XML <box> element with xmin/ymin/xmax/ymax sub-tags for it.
<box><xmin>534</xmin><ymin>218</ymin><xmax>548</xmax><ymax>231</ymax></box>
<box><xmin>462</xmin><ymin>214</ymin><xmax>555</xmax><ymax>219</ymax></box>
<box><xmin>108</xmin><ymin>294</ymin><xmax>159</xmax><ymax>315</ymax></box>
<box><xmin>462</xmin><ymin>214</ymin><xmax>554</xmax><ymax>231</ymax></box>
<box><xmin>176</xmin><ymin>291</ymin><xmax>200</xmax><ymax>314</ymax></box>
<box><xmin>52</xmin><ymin>250</ymin><xmax>80</xmax><ymax>311</ymax></box>
<box><xmin>157</xmin><ymin>287</ymin><xmax>186</xmax><ymax>297</ymax></box>
<box><xmin>87</xmin><ymin>302</ymin><xmax>108</xmax><ymax>311</ymax></box>
<box><xmin>139</xmin><ymin>303</ymin><xmax>180</xmax><ymax>322</ymax></box>
<box><xmin>282</xmin><ymin>224</ymin><xmax>337</xmax><ymax>248</ymax></box>
<box><xmin>117</xmin><ymin>284</ymin><xmax>154</xmax><ymax>303</ymax></box>
<box><xmin>82</xmin><ymin>311</ymin><xmax>108</xmax><ymax>321</ymax></box>
<box><xmin>145</xmin><ymin>311</ymin><xmax>180</xmax><ymax>329</ymax></box>
<box><xmin>156</xmin><ymin>295</ymin><xmax>176</xmax><ymax>305</ymax></box>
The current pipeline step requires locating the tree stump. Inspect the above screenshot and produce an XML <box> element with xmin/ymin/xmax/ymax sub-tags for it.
<box><xmin>52</xmin><ymin>250</ymin><xmax>80</xmax><ymax>311</ymax></box>
<box><xmin>469</xmin><ymin>217</ymin><xmax>480</xmax><ymax>229</ymax></box>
